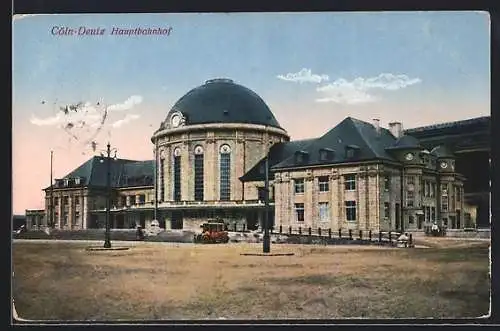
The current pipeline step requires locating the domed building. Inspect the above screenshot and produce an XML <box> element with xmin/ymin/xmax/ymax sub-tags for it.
<box><xmin>31</xmin><ymin>78</ymin><xmax>484</xmax><ymax>235</ymax></box>
<box><xmin>151</xmin><ymin>78</ymin><xmax>290</xmax><ymax>230</ymax></box>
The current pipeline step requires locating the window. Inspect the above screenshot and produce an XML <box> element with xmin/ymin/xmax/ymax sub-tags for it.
<box><xmin>406</xmin><ymin>191</ymin><xmax>414</xmax><ymax>207</ymax></box>
<box><xmin>424</xmin><ymin>181</ymin><xmax>429</xmax><ymax>197</ymax></box>
<box><xmin>345</xmin><ymin>145</ymin><xmax>359</xmax><ymax>159</ymax></box>
<box><xmin>75</xmin><ymin>196</ymin><xmax>80</xmax><ymax>205</ymax></box>
<box><xmin>63</xmin><ymin>196</ymin><xmax>69</xmax><ymax>205</ymax></box>
<box><xmin>319</xmin><ymin>150</ymin><xmax>328</xmax><ymax>161</ymax></box>
<box><xmin>130</xmin><ymin>196</ymin><xmax>136</xmax><ymax>205</ymax></box>
<box><xmin>194</xmin><ymin>146</ymin><xmax>204</xmax><ymax>201</ymax></box>
<box><xmin>384</xmin><ymin>175</ymin><xmax>391</xmax><ymax>191</ymax></box>
<box><xmin>318</xmin><ymin>176</ymin><xmax>329</xmax><ymax>192</ymax></box>
<box><xmin>441</xmin><ymin>195</ymin><xmax>448</xmax><ymax>212</ymax></box>
<box><xmin>456</xmin><ymin>186</ymin><xmax>461</xmax><ymax>202</ymax></box>
<box><xmin>63</xmin><ymin>212</ymin><xmax>68</xmax><ymax>225</ymax></box>
<box><xmin>219</xmin><ymin>144</ymin><xmax>231</xmax><ymax>201</ymax></box>
<box><xmin>319</xmin><ymin>202</ymin><xmax>329</xmax><ymax>222</ymax></box>
<box><xmin>294</xmin><ymin>179</ymin><xmax>305</xmax><ymax>194</ymax></box>
<box><xmin>295</xmin><ymin>151</ymin><xmax>309</xmax><ymax>164</ymax></box>
<box><xmin>406</xmin><ymin>176</ymin><xmax>415</xmax><ymax>186</ymax></box>
<box><xmin>431</xmin><ymin>207</ymin><xmax>436</xmax><ymax>222</ymax></box>
<box><xmin>430</xmin><ymin>182</ymin><xmax>435</xmax><ymax>197</ymax></box>
<box><xmin>344</xmin><ymin>174</ymin><xmax>356</xmax><ymax>191</ymax></box>
<box><xmin>426</xmin><ymin>206</ymin><xmax>431</xmax><ymax>222</ymax></box>
<box><xmin>138</xmin><ymin>194</ymin><xmax>146</xmax><ymax>204</ymax></box>
<box><xmin>441</xmin><ymin>184</ymin><xmax>448</xmax><ymax>196</ymax></box>
<box><xmin>345</xmin><ymin>201</ymin><xmax>356</xmax><ymax>221</ymax></box>
<box><xmin>173</xmin><ymin>148</ymin><xmax>182</xmax><ymax>202</ymax></box>
<box><xmin>75</xmin><ymin>177</ymin><xmax>81</xmax><ymax>185</ymax></box>
<box><xmin>257</xmin><ymin>187</ymin><xmax>266</xmax><ymax>201</ymax></box>
<box><xmin>319</xmin><ymin>148</ymin><xmax>334</xmax><ymax>161</ymax></box>
<box><xmin>159</xmin><ymin>158</ymin><xmax>165</xmax><ymax>202</ymax></box>
<box><xmin>295</xmin><ymin>203</ymin><xmax>305</xmax><ymax>222</ymax></box>
<box><xmin>409</xmin><ymin>215</ymin><xmax>415</xmax><ymax>224</ymax></box>
<box><xmin>384</xmin><ymin>202</ymin><xmax>390</xmax><ymax>218</ymax></box>
<box><xmin>54</xmin><ymin>197</ymin><xmax>59</xmax><ymax>205</ymax></box>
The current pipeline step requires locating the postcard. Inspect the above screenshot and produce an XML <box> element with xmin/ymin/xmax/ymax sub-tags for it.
<box><xmin>12</xmin><ymin>12</ymin><xmax>491</xmax><ymax>322</ymax></box>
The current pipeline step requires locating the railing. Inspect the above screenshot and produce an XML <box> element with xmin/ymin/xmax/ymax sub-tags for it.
<box><xmin>228</xmin><ymin>223</ymin><xmax>410</xmax><ymax>247</ymax></box>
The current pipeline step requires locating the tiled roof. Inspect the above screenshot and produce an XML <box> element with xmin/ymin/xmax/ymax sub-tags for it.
<box><xmin>45</xmin><ymin>157</ymin><xmax>154</xmax><ymax>190</ymax></box>
<box><xmin>240</xmin><ymin>139</ymin><xmax>315</xmax><ymax>181</ymax></box>
<box><xmin>386</xmin><ymin>135</ymin><xmax>422</xmax><ymax>150</ymax></box>
<box><xmin>271</xmin><ymin>117</ymin><xmax>398</xmax><ymax>170</ymax></box>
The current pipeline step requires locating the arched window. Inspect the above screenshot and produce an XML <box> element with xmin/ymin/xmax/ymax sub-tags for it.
<box><xmin>219</xmin><ymin>144</ymin><xmax>231</xmax><ymax>201</ymax></box>
<box><xmin>194</xmin><ymin>145</ymin><xmax>204</xmax><ymax>201</ymax></box>
<box><xmin>173</xmin><ymin>147</ymin><xmax>182</xmax><ymax>202</ymax></box>
<box><xmin>159</xmin><ymin>150</ymin><xmax>165</xmax><ymax>202</ymax></box>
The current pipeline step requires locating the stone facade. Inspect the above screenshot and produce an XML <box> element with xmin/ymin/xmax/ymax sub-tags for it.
<box><xmin>153</xmin><ymin>122</ymin><xmax>289</xmax><ymax>230</ymax></box>
<box><xmin>274</xmin><ymin>158</ymin><xmax>465</xmax><ymax>232</ymax></box>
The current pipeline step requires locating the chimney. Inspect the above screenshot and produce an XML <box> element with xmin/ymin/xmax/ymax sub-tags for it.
<box><xmin>389</xmin><ymin>121</ymin><xmax>403</xmax><ymax>138</ymax></box>
<box><xmin>372</xmin><ymin>118</ymin><xmax>380</xmax><ymax>134</ymax></box>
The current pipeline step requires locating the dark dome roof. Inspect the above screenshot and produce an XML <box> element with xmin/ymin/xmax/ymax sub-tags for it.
<box><xmin>163</xmin><ymin>79</ymin><xmax>283</xmax><ymax>129</ymax></box>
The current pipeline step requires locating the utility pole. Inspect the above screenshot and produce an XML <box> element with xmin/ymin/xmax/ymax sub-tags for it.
<box><xmin>401</xmin><ymin>166</ymin><xmax>405</xmax><ymax>233</ymax></box>
<box><xmin>49</xmin><ymin>150</ymin><xmax>54</xmax><ymax>228</ymax></box>
<box><xmin>104</xmin><ymin>142</ymin><xmax>112</xmax><ymax>248</ymax></box>
<box><xmin>154</xmin><ymin>137</ymin><xmax>158</xmax><ymax>221</ymax></box>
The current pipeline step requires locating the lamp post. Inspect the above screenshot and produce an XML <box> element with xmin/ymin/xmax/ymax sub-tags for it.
<box><xmin>154</xmin><ymin>137</ymin><xmax>158</xmax><ymax>222</ymax></box>
<box><xmin>263</xmin><ymin>155</ymin><xmax>271</xmax><ymax>253</ymax></box>
<box><xmin>99</xmin><ymin>142</ymin><xmax>117</xmax><ymax>249</ymax></box>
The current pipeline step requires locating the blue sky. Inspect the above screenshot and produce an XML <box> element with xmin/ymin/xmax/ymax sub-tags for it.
<box><xmin>12</xmin><ymin>11</ymin><xmax>490</xmax><ymax>213</ymax></box>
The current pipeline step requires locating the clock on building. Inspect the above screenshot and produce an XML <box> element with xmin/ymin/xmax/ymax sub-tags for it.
<box><xmin>170</xmin><ymin>111</ymin><xmax>185</xmax><ymax>128</ymax></box>
<box><xmin>440</xmin><ymin>161</ymin><xmax>448</xmax><ymax>169</ymax></box>
<box><xmin>171</xmin><ymin>114</ymin><xmax>181</xmax><ymax>128</ymax></box>
<box><xmin>405</xmin><ymin>153</ymin><xmax>414</xmax><ymax>161</ymax></box>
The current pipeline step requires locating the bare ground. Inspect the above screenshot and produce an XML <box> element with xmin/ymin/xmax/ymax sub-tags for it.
<box><xmin>12</xmin><ymin>240</ymin><xmax>490</xmax><ymax>321</ymax></box>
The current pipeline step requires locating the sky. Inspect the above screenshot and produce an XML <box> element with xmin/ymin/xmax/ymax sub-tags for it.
<box><xmin>12</xmin><ymin>11</ymin><xmax>490</xmax><ymax>214</ymax></box>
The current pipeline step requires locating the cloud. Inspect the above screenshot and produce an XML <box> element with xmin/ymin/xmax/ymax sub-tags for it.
<box><xmin>277</xmin><ymin>68</ymin><xmax>330</xmax><ymax>84</ymax></box>
<box><xmin>30</xmin><ymin>102</ymin><xmax>103</xmax><ymax>128</ymax></box>
<box><xmin>111</xmin><ymin>114</ymin><xmax>141</xmax><ymax>128</ymax></box>
<box><xmin>108</xmin><ymin>95</ymin><xmax>143</xmax><ymax>111</ymax></box>
<box><xmin>315</xmin><ymin>73</ymin><xmax>421</xmax><ymax>104</ymax></box>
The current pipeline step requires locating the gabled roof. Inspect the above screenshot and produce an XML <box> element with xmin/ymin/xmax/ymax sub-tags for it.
<box><xmin>239</xmin><ymin>139</ymin><xmax>315</xmax><ymax>182</ymax></box>
<box><xmin>44</xmin><ymin>157</ymin><xmax>154</xmax><ymax>190</ymax></box>
<box><xmin>271</xmin><ymin>117</ymin><xmax>398</xmax><ymax>170</ymax></box>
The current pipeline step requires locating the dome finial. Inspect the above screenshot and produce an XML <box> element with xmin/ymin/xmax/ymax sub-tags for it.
<box><xmin>205</xmin><ymin>78</ymin><xmax>234</xmax><ymax>84</ymax></box>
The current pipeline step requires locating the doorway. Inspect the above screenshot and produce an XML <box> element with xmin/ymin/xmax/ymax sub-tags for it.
<box><xmin>116</xmin><ymin>214</ymin><xmax>125</xmax><ymax>229</ymax></box>
<box><xmin>171</xmin><ymin>211</ymin><xmax>183</xmax><ymax>229</ymax></box>
<box><xmin>246</xmin><ymin>211</ymin><xmax>259</xmax><ymax>230</ymax></box>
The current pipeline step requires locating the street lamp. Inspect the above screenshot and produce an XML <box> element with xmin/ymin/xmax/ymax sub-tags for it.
<box><xmin>99</xmin><ymin>142</ymin><xmax>117</xmax><ymax>248</ymax></box>
<box><xmin>263</xmin><ymin>154</ymin><xmax>271</xmax><ymax>253</ymax></box>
